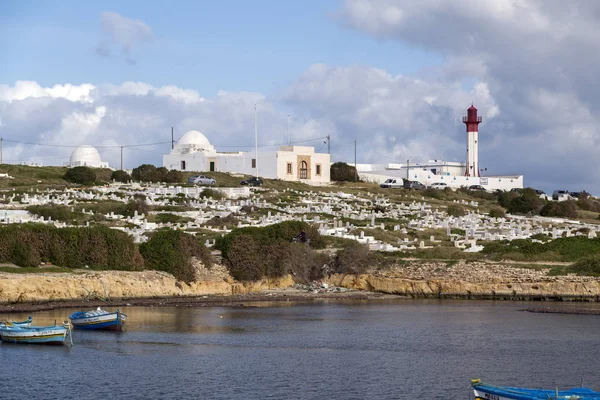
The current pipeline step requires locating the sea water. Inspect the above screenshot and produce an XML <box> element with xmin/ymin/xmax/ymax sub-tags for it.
<box><xmin>2</xmin><ymin>299</ymin><xmax>600</xmax><ymax>399</ymax></box>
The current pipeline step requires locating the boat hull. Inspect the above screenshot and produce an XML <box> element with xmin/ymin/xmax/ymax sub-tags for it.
<box><xmin>70</xmin><ymin>311</ymin><xmax>126</xmax><ymax>331</ymax></box>
<box><xmin>0</xmin><ymin>326</ymin><xmax>68</xmax><ymax>345</ymax></box>
<box><xmin>472</xmin><ymin>380</ymin><xmax>600</xmax><ymax>400</ymax></box>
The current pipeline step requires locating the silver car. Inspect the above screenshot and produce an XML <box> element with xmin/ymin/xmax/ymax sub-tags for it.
<box><xmin>187</xmin><ymin>175</ymin><xmax>216</xmax><ymax>185</ymax></box>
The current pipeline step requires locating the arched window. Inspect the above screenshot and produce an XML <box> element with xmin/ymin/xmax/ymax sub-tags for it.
<box><xmin>300</xmin><ymin>161</ymin><xmax>308</xmax><ymax>179</ymax></box>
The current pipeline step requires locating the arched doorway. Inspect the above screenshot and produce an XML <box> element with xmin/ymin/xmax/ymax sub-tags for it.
<box><xmin>300</xmin><ymin>161</ymin><xmax>308</xmax><ymax>179</ymax></box>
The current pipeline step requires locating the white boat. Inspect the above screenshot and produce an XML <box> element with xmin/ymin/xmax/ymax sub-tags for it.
<box><xmin>69</xmin><ymin>307</ymin><xmax>127</xmax><ymax>330</ymax></box>
<box><xmin>0</xmin><ymin>322</ymin><xmax>72</xmax><ymax>345</ymax></box>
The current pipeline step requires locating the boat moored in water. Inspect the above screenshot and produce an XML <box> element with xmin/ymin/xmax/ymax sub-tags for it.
<box><xmin>0</xmin><ymin>322</ymin><xmax>72</xmax><ymax>345</ymax></box>
<box><xmin>69</xmin><ymin>307</ymin><xmax>126</xmax><ymax>330</ymax></box>
<box><xmin>472</xmin><ymin>379</ymin><xmax>600</xmax><ymax>400</ymax></box>
<box><xmin>0</xmin><ymin>316</ymin><xmax>32</xmax><ymax>328</ymax></box>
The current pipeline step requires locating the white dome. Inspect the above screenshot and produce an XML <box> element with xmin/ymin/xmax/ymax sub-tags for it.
<box><xmin>178</xmin><ymin>130</ymin><xmax>211</xmax><ymax>147</ymax></box>
<box><xmin>70</xmin><ymin>145</ymin><xmax>102</xmax><ymax>164</ymax></box>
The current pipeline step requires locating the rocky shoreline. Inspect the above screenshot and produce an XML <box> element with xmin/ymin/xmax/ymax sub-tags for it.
<box><xmin>3</xmin><ymin>260</ymin><xmax>600</xmax><ymax>313</ymax></box>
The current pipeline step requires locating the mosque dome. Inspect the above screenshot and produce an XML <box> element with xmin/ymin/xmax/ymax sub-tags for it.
<box><xmin>173</xmin><ymin>130</ymin><xmax>215</xmax><ymax>154</ymax></box>
<box><xmin>70</xmin><ymin>145</ymin><xmax>103</xmax><ymax>164</ymax></box>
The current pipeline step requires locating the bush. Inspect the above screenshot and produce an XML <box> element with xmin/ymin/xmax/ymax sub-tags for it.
<box><xmin>132</xmin><ymin>164</ymin><xmax>159</xmax><ymax>182</ymax></box>
<box><xmin>120</xmin><ymin>199</ymin><xmax>149</xmax><ymax>217</ymax></box>
<box><xmin>333</xmin><ymin>241</ymin><xmax>370</xmax><ymax>274</ymax></box>
<box><xmin>0</xmin><ymin>224</ymin><xmax>143</xmax><ymax>270</ymax></box>
<box><xmin>481</xmin><ymin>236</ymin><xmax>600</xmax><ymax>262</ymax></box>
<box><xmin>447</xmin><ymin>204</ymin><xmax>466</xmax><ymax>217</ymax></box>
<box><xmin>164</xmin><ymin>170</ymin><xmax>183</xmax><ymax>183</ymax></box>
<box><xmin>111</xmin><ymin>170</ymin><xmax>131</xmax><ymax>183</ymax></box>
<box><xmin>330</xmin><ymin>162</ymin><xmax>357</xmax><ymax>182</ymax></box>
<box><xmin>27</xmin><ymin>205</ymin><xmax>76</xmax><ymax>222</ymax></box>
<box><xmin>540</xmin><ymin>201</ymin><xmax>578</xmax><ymax>219</ymax></box>
<box><xmin>577</xmin><ymin>198</ymin><xmax>600</xmax><ymax>212</ymax></box>
<box><xmin>216</xmin><ymin>221</ymin><xmax>325</xmax><ymax>260</ymax></box>
<box><xmin>140</xmin><ymin>230</ymin><xmax>212</xmax><ymax>283</ymax></box>
<box><xmin>505</xmin><ymin>189</ymin><xmax>544</xmax><ymax>215</ymax></box>
<box><xmin>568</xmin><ymin>257</ymin><xmax>600</xmax><ymax>276</ymax></box>
<box><xmin>205</xmin><ymin>214</ymin><xmax>240</xmax><ymax>228</ymax></box>
<box><xmin>201</xmin><ymin>188</ymin><xmax>222</xmax><ymax>200</ymax></box>
<box><xmin>64</xmin><ymin>167</ymin><xmax>96</xmax><ymax>185</ymax></box>
<box><xmin>489</xmin><ymin>208</ymin><xmax>506</xmax><ymax>218</ymax></box>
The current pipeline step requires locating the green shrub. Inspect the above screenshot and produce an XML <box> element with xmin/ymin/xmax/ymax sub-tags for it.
<box><xmin>27</xmin><ymin>205</ymin><xmax>76</xmax><ymax>222</ymax></box>
<box><xmin>422</xmin><ymin>188</ymin><xmax>444</xmax><ymax>200</ymax></box>
<box><xmin>330</xmin><ymin>162</ymin><xmax>357</xmax><ymax>182</ymax></box>
<box><xmin>216</xmin><ymin>221</ymin><xmax>325</xmax><ymax>260</ymax></box>
<box><xmin>506</xmin><ymin>188</ymin><xmax>544</xmax><ymax>215</ymax></box>
<box><xmin>132</xmin><ymin>164</ymin><xmax>159</xmax><ymax>182</ymax></box>
<box><xmin>489</xmin><ymin>208</ymin><xmax>506</xmax><ymax>218</ymax></box>
<box><xmin>447</xmin><ymin>204</ymin><xmax>466</xmax><ymax>217</ymax></box>
<box><xmin>120</xmin><ymin>199</ymin><xmax>149</xmax><ymax>217</ymax></box>
<box><xmin>333</xmin><ymin>241</ymin><xmax>370</xmax><ymax>274</ymax></box>
<box><xmin>205</xmin><ymin>214</ymin><xmax>240</xmax><ymax>228</ymax></box>
<box><xmin>200</xmin><ymin>188</ymin><xmax>222</xmax><ymax>199</ymax></box>
<box><xmin>481</xmin><ymin>236</ymin><xmax>600</xmax><ymax>262</ymax></box>
<box><xmin>567</xmin><ymin>257</ymin><xmax>600</xmax><ymax>276</ymax></box>
<box><xmin>64</xmin><ymin>167</ymin><xmax>96</xmax><ymax>185</ymax></box>
<box><xmin>140</xmin><ymin>230</ymin><xmax>212</xmax><ymax>283</ymax></box>
<box><xmin>0</xmin><ymin>224</ymin><xmax>143</xmax><ymax>270</ymax></box>
<box><xmin>111</xmin><ymin>170</ymin><xmax>131</xmax><ymax>183</ymax></box>
<box><xmin>164</xmin><ymin>170</ymin><xmax>183</xmax><ymax>183</ymax></box>
<box><xmin>540</xmin><ymin>201</ymin><xmax>578</xmax><ymax>218</ymax></box>
<box><xmin>153</xmin><ymin>213</ymin><xmax>192</xmax><ymax>224</ymax></box>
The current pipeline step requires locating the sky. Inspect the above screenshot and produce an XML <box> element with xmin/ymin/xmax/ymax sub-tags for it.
<box><xmin>0</xmin><ymin>0</ymin><xmax>598</xmax><ymax>193</ymax></box>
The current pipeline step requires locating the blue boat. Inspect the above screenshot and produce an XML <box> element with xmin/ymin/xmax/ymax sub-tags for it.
<box><xmin>0</xmin><ymin>322</ymin><xmax>72</xmax><ymax>345</ymax></box>
<box><xmin>0</xmin><ymin>316</ymin><xmax>32</xmax><ymax>327</ymax></box>
<box><xmin>472</xmin><ymin>379</ymin><xmax>600</xmax><ymax>399</ymax></box>
<box><xmin>69</xmin><ymin>307</ymin><xmax>126</xmax><ymax>331</ymax></box>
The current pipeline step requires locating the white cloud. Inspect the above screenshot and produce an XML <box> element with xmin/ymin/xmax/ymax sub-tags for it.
<box><xmin>0</xmin><ymin>81</ymin><xmax>333</xmax><ymax>170</ymax></box>
<box><xmin>96</xmin><ymin>12</ymin><xmax>154</xmax><ymax>64</ymax></box>
<box><xmin>333</xmin><ymin>0</ymin><xmax>600</xmax><ymax>192</ymax></box>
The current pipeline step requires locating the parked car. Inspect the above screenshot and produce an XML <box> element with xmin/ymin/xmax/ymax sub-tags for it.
<box><xmin>430</xmin><ymin>182</ymin><xmax>448</xmax><ymax>189</ymax></box>
<box><xmin>240</xmin><ymin>177</ymin><xmax>263</xmax><ymax>186</ymax></box>
<box><xmin>552</xmin><ymin>190</ymin><xmax>569</xmax><ymax>200</ymax></box>
<box><xmin>187</xmin><ymin>175</ymin><xmax>216</xmax><ymax>185</ymax></box>
<box><xmin>468</xmin><ymin>185</ymin><xmax>486</xmax><ymax>191</ymax></box>
<box><xmin>403</xmin><ymin>180</ymin><xmax>426</xmax><ymax>190</ymax></box>
<box><xmin>380</xmin><ymin>178</ymin><xmax>403</xmax><ymax>189</ymax></box>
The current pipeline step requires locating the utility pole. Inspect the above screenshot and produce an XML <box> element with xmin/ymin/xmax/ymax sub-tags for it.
<box><xmin>1</xmin><ymin>138</ymin><xmax>3</xmax><ymax>165</ymax></box>
<box><xmin>327</xmin><ymin>135</ymin><xmax>330</xmax><ymax>154</ymax></box>
<box><xmin>120</xmin><ymin>146</ymin><xmax>123</xmax><ymax>170</ymax></box>
<box><xmin>171</xmin><ymin>127</ymin><xmax>174</xmax><ymax>150</ymax></box>
<box><xmin>287</xmin><ymin>114</ymin><xmax>291</xmax><ymax>146</ymax></box>
<box><xmin>254</xmin><ymin>104</ymin><xmax>259</xmax><ymax>178</ymax></box>
<box><xmin>406</xmin><ymin>160</ymin><xmax>409</xmax><ymax>180</ymax></box>
<box><xmin>354</xmin><ymin>140</ymin><xmax>357</xmax><ymax>182</ymax></box>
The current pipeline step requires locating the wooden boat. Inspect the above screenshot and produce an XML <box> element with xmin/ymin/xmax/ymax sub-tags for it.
<box><xmin>69</xmin><ymin>307</ymin><xmax>126</xmax><ymax>331</ymax></box>
<box><xmin>0</xmin><ymin>322</ymin><xmax>72</xmax><ymax>345</ymax></box>
<box><xmin>472</xmin><ymin>379</ymin><xmax>600</xmax><ymax>399</ymax></box>
<box><xmin>0</xmin><ymin>316</ymin><xmax>32</xmax><ymax>327</ymax></box>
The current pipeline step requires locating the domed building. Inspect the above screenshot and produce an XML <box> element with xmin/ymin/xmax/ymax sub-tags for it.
<box><xmin>163</xmin><ymin>129</ymin><xmax>330</xmax><ymax>183</ymax></box>
<box><xmin>66</xmin><ymin>145</ymin><xmax>109</xmax><ymax>168</ymax></box>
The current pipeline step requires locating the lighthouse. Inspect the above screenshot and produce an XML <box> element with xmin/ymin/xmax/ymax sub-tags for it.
<box><xmin>463</xmin><ymin>105</ymin><xmax>482</xmax><ymax>177</ymax></box>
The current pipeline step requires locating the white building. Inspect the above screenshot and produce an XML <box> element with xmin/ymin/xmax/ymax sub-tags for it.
<box><xmin>352</xmin><ymin>105</ymin><xmax>524</xmax><ymax>191</ymax></box>
<box><xmin>163</xmin><ymin>130</ymin><xmax>330</xmax><ymax>183</ymax></box>
<box><xmin>66</xmin><ymin>145</ymin><xmax>109</xmax><ymax>168</ymax></box>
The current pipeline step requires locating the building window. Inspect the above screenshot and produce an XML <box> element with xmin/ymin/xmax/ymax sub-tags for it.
<box><xmin>316</xmin><ymin>164</ymin><xmax>321</xmax><ymax>176</ymax></box>
<box><xmin>252</xmin><ymin>159</ymin><xmax>256</xmax><ymax>168</ymax></box>
<box><xmin>181</xmin><ymin>160</ymin><xmax>186</xmax><ymax>170</ymax></box>
<box><xmin>287</xmin><ymin>163</ymin><xmax>292</xmax><ymax>174</ymax></box>
<box><xmin>300</xmin><ymin>161</ymin><xmax>308</xmax><ymax>179</ymax></box>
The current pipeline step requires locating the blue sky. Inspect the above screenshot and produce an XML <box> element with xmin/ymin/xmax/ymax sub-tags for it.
<box><xmin>0</xmin><ymin>0</ymin><xmax>442</xmax><ymax>97</ymax></box>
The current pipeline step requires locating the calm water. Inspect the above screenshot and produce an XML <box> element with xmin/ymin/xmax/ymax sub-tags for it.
<box><xmin>2</xmin><ymin>299</ymin><xmax>600</xmax><ymax>399</ymax></box>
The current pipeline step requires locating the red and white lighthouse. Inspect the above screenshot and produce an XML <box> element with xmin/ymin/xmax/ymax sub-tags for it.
<box><xmin>463</xmin><ymin>105</ymin><xmax>482</xmax><ymax>177</ymax></box>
